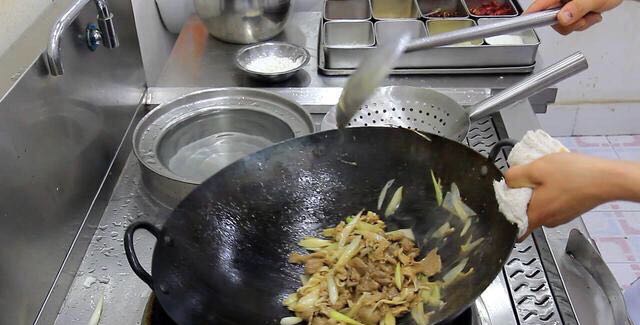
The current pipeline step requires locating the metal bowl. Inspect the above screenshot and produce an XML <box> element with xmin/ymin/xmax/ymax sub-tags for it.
<box><xmin>194</xmin><ymin>0</ymin><xmax>293</xmax><ymax>44</ymax></box>
<box><xmin>133</xmin><ymin>88</ymin><xmax>314</xmax><ymax>207</ymax></box>
<box><xmin>235</xmin><ymin>42</ymin><xmax>310</xmax><ymax>82</ymax></box>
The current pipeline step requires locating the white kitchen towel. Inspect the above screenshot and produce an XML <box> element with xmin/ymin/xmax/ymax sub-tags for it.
<box><xmin>493</xmin><ymin>130</ymin><xmax>569</xmax><ymax>237</ymax></box>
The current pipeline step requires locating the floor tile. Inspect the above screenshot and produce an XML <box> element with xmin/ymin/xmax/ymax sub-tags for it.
<box><xmin>624</xmin><ymin>278</ymin><xmax>640</xmax><ymax>324</ymax></box>
<box><xmin>557</xmin><ymin>136</ymin><xmax>610</xmax><ymax>148</ymax></box>
<box><xmin>592</xmin><ymin>236</ymin><xmax>637</xmax><ymax>263</ymax></box>
<box><xmin>607</xmin><ymin>135</ymin><xmax>640</xmax><ymax>148</ymax></box>
<box><xmin>608</xmin><ymin>263</ymin><xmax>640</xmax><ymax>289</ymax></box>
<box><xmin>615</xmin><ymin>211</ymin><xmax>640</xmax><ymax>235</ymax></box>
<box><xmin>612</xmin><ymin>147</ymin><xmax>640</xmax><ymax>161</ymax></box>
<box><xmin>582</xmin><ymin>211</ymin><xmax>623</xmax><ymax>236</ymax></box>
<box><xmin>628</xmin><ymin>236</ymin><xmax>640</xmax><ymax>258</ymax></box>
<box><xmin>611</xmin><ymin>202</ymin><xmax>640</xmax><ymax>211</ymax></box>
<box><xmin>593</xmin><ymin>201</ymin><xmax>640</xmax><ymax>212</ymax></box>
<box><xmin>556</xmin><ymin>136</ymin><xmax>619</xmax><ymax>159</ymax></box>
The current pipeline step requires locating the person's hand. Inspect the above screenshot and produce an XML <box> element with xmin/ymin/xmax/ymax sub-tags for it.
<box><xmin>525</xmin><ymin>0</ymin><xmax>622</xmax><ymax>34</ymax></box>
<box><xmin>505</xmin><ymin>153</ymin><xmax>623</xmax><ymax>239</ymax></box>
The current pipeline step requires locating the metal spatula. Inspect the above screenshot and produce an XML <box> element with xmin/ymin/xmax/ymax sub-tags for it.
<box><xmin>335</xmin><ymin>8</ymin><xmax>561</xmax><ymax>129</ymax></box>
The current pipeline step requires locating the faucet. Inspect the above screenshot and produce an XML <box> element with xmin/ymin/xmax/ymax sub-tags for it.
<box><xmin>46</xmin><ymin>0</ymin><xmax>119</xmax><ymax>76</ymax></box>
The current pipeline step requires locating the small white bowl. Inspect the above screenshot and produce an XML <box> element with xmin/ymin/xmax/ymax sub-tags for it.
<box><xmin>235</xmin><ymin>42</ymin><xmax>310</xmax><ymax>82</ymax></box>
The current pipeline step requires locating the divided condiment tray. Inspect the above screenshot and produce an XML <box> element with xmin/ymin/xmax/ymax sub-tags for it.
<box><xmin>319</xmin><ymin>0</ymin><xmax>541</xmax><ymax>75</ymax></box>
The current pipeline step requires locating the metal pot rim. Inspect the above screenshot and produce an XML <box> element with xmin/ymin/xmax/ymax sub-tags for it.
<box><xmin>132</xmin><ymin>87</ymin><xmax>314</xmax><ymax>186</ymax></box>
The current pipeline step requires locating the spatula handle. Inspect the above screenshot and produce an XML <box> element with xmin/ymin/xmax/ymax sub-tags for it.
<box><xmin>469</xmin><ymin>52</ymin><xmax>588</xmax><ymax>121</ymax></box>
<box><xmin>405</xmin><ymin>9</ymin><xmax>560</xmax><ymax>52</ymax></box>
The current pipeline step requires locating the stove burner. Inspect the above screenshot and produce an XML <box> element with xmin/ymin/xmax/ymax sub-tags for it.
<box><xmin>143</xmin><ymin>294</ymin><xmax>474</xmax><ymax>325</ymax></box>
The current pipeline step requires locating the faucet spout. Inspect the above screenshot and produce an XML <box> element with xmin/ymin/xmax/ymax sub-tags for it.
<box><xmin>46</xmin><ymin>0</ymin><xmax>119</xmax><ymax>76</ymax></box>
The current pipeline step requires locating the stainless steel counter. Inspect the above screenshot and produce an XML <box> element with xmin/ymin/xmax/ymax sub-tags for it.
<box><xmin>149</xmin><ymin>12</ymin><xmax>557</xmax><ymax>113</ymax></box>
<box><xmin>51</xmin><ymin>6</ymin><xmax>630</xmax><ymax>325</ymax></box>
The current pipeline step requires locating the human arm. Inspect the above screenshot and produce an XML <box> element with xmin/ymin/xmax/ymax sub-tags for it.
<box><xmin>504</xmin><ymin>152</ymin><xmax>640</xmax><ymax>239</ymax></box>
<box><xmin>525</xmin><ymin>0</ymin><xmax>623</xmax><ymax>34</ymax></box>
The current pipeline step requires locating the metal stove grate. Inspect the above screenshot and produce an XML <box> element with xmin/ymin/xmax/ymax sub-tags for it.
<box><xmin>466</xmin><ymin>116</ymin><xmax>563</xmax><ymax>325</ymax></box>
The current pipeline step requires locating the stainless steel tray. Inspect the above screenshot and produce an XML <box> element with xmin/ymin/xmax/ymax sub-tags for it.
<box><xmin>318</xmin><ymin>0</ymin><xmax>540</xmax><ymax>75</ymax></box>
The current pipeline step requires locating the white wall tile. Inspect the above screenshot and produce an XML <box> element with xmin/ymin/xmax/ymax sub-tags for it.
<box><xmin>609</xmin><ymin>263</ymin><xmax>640</xmax><ymax>289</ymax></box>
<box><xmin>0</xmin><ymin>0</ymin><xmax>53</xmax><ymax>56</ymax></box>
<box><xmin>573</xmin><ymin>103</ymin><xmax>640</xmax><ymax>135</ymax></box>
<box><xmin>536</xmin><ymin>105</ymin><xmax>577</xmax><ymax>136</ymax></box>
<box><xmin>538</xmin><ymin>102</ymin><xmax>640</xmax><ymax>136</ymax></box>
<box><xmin>529</xmin><ymin>1</ymin><xmax>640</xmax><ymax>103</ymax></box>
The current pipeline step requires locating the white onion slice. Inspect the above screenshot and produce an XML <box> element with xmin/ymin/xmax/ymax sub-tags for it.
<box><xmin>327</xmin><ymin>273</ymin><xmax>338</xmax><ymax>305</ymax></box>
<box><xmin>88</xmin><ymin>293</ymin><xmax>104</xmax><ymax>325</ymax></box>
<box><xmin>460</xmin><ymin>218</ymin><xmax>472</xmax><ymax>237</ymax></box>
<box><xmin>385</xmin><ymin>186</ymin><xmax>403</xmax><ymax>217</ymax></box>
<box><xmin>280</xmin><ymin>317</ymin><xmax>303</xmax><ymax>325</ymax></box>
<box><xmin>443</xmin><ymin>257</ymin><xmax>468</xmax><ymax>285</ymax></box>
<box><xmin>377</xmin><ymin>179</ymin><xmax>395</xmax><ymax>210</ymax></box>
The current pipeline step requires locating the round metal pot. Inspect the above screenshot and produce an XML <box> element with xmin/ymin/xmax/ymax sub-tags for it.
<box><xmin>193</xmin><ymin>0</ymin><xmax>293</xmax><ymax>44</ymax></box>
<box><xmin>133</xmin><ymin>88</ymin><xmax>314</xmax><ymax>207</ymax></box>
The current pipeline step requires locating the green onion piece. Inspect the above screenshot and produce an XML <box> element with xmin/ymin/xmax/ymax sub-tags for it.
<box><xmin>432</xmin><ymin>222</ymin><xmax>454</xmax><ymax>239</ymax></box>
<box><xmin>327</xmin><ymin>273</ymin><xmax>338</xmax><ymax>305</ymax></box>
<box><xmin>460</xmin><ymin>218</ymin><xmax>472</xmax><ymax>237</ymax></box>
<box><xmin>420</xmin><ymin>283</ymin><xmax>442</xmax><ymax>307</ymax></box>
<box><xmin>443</xmin><ymin>257</ymin><xmax>468</xmax><ymax>285</ymax></box>
<box><xmin>336</xmin><ymin>236</ymin><xmax>362</xmax><ymax>268</ymax></box>
<box><xmin>347</xmin><ymin>292</ymin><xmax>370</xmax><ymax>317</ymax></box>
<box><xmin>386</xmin><ymin>228</ymin><xmax>415</xmax><ymax>241</ymax></box>
<box><xmin>356</xmin><ymin>221</ymin><xmax>383</xmax><ymax>234</ymax></box>
<box><xmin>430</xmin><ymin>170</ymin><xmax>443</xmax><ymax>206</ymax></box>
<box><xmin>378</xmin><ymin>179</ymin><xmax>396</xmax><ymax>210</ymax></box>
<box><xmin>338</xmin><ymin>210</ymin><xmax>362</xmax><ymax>248</ymax></box>
<box><xmin>88</xmin><ymin>293</ymin><xmax>104</xmax><ymax>325</ymax></box>
<box><xmin>394</xmin><ymin>263</ymin><xmax>403</xmax><ymax>290</ymax></box>
<box><xmin>280</xmin><ymin>317</ymin><xmax>303</xmax><ymax>325</ymax></box>
<box><xmin>329</xmin><ymin>309</ymin><xmax>365</xmax><ymax>325</ymax></box>
<box><xmin>411</xmin><ymin>129</ymin><xmax>432</xmax><ymax>142</ymax></box>
<box><xmin>461</xmin><ymin>237</ymin><xmax>485</xmax><ymax>254</ymax></box>
<box><xmin>410</xmin><ymin>303</ymin><xmax>427</xmax><ymax>325</ymax></box>
<box><xmin>385</xmin><ymin>186</ymin><xmax>403</xmax><ymax>217</ymax></box>
<box><xmin>283</xmin><ymin>293</ymin><xmax>298</xmax><ymax>306</ymax></box>
<box><xmin>384</xmin><ymin>312</ymin><xmax>396</xmax><ymax>325</ymax></box>
<box><xmin>298</xmin><ymin>237</ymin><xmax>332</xmax><ymax>249</ymax></box>
<box><xmin>294</xmin><ymin>289</ymin><xmax>320</xmax><ymax>313</ymax></box>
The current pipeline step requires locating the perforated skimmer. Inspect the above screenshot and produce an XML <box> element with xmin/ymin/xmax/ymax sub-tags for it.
<box><xmin>322</xmin><ymin>52</ymin><xmax>588</xmax><ymax>141</ymax></box>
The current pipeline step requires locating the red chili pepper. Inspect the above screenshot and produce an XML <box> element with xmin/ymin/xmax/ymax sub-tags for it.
<box><xmin>470</xmin><ymin>1</ymin><xmax>515</xmax><ymax>15</ymax></box>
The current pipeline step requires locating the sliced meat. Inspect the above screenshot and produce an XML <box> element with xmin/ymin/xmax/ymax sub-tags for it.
<box><xmin>304</xmin><ymin>258</ymin><xmax>325</xmax><ymax>275</ymax></box>
<box><xmin>349</xmin><ymin>257</ymin><xmax>368</xmax><ymax>275</ymax></box>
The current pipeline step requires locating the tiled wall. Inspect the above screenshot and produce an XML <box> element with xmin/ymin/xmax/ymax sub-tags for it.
<box><xmin>0</xmin><ymin>0</ymin><xmax>53</xmax><ymax>56</ymax></box>
<box><xmin>530</xmin><ymin>0</ymin><xmax>640</xmax><ymax>104</ymax></box>
<box><xmin>520</xmin><ymin>0</ymin><xmax>640</xmax><ymax>136</ymax></box>
<box><xmin>557</xmin><ymin>135</ymin><xmax>640</xmax><ymax>289</ymax></box>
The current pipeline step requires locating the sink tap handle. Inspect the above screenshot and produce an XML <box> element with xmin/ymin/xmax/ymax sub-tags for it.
<box><xmin>46</xmin><ymin>0</ymin><xmax>119</xmax><ymax>76</ymax></box>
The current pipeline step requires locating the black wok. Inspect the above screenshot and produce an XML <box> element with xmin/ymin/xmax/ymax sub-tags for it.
<box><xmin>125</xmin><ymin>127</ymin><xmax>517</xmax><ymax>324</ymax></box>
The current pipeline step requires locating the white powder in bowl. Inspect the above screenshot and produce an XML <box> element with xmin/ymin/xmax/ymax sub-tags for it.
<box><xmin>245</xmin><ymin>56</ymin><xmax>303</xmax><ymax>74</ymax></box>
<box><xmin>485</xmin><ymin>35</ymin><xmax>525</xmax><ymax>45</ymax></box>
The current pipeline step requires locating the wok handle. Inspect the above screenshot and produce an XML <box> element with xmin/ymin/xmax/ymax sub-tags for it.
<box><xmin>124</xmin><ymin>221</ymin><xmax>159</xmax><ymax>289</ymax></box>
<box><xmin>488</xmin><ymin>139</ymin><xmax>517</xmax><ymax>162</ymax></box>
<box><xmin>469</xmin><ymin>52</ymin><xmax>588</xmax><ymax>121</ymax></box>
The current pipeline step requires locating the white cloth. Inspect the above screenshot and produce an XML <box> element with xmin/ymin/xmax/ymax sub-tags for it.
<box><xmin>493</xmin><ymin>130</ymin><xmax>569</xmax><ymax>237</ymax></box>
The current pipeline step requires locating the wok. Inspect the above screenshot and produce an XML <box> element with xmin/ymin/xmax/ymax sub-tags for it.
<box><xmin>125</xmin><ymin>127</ymin><xmax>517</xmax><ymax>324</ymax></box>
